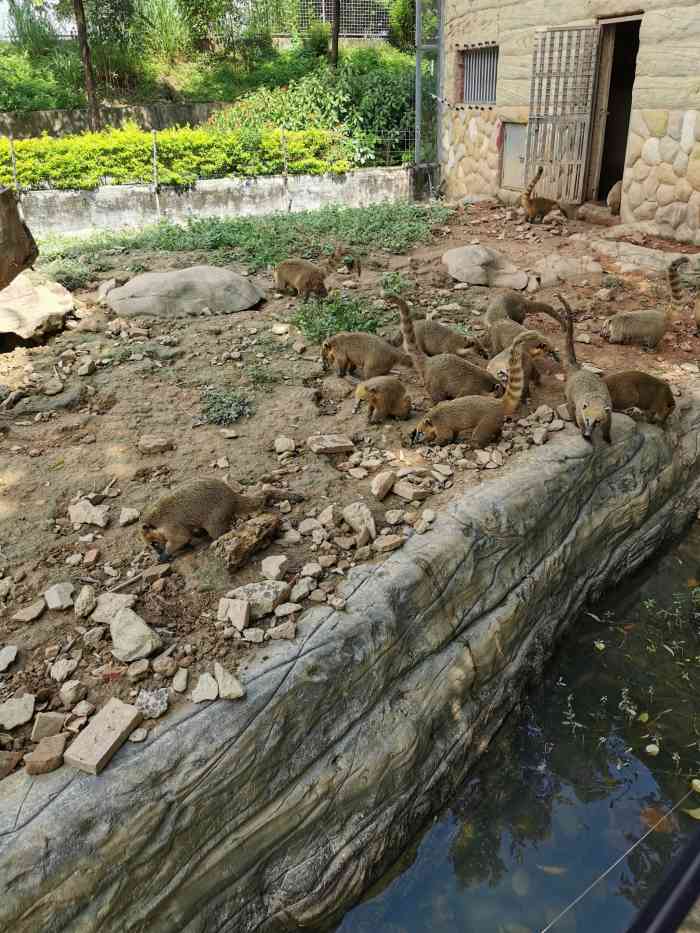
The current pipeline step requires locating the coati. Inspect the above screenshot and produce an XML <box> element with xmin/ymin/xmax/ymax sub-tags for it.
<box><xmin>484</xmin><ymin>291</ymin><xmax>535</xmax><ymax>327</ymax></box>
<box><xmin>321</xmin><ymin>332</ymin><xmax>412</xmax><ymax>380</ymax></box>
<box><xmin>521</xmin><ymin>166</ymin><xmax>561</xmax><ymax>224</ymax></box>
<box><xmin>393</xmin><ymin>295</ymin><xmax>503</xmax><ymax>402</ymax></box>
<box><xmin>411</xmin><ymin>330</ymin><xmax>554</xmax><ymax>447</ymax></box>
<box><xmin>665</xmin><ymin>256</ymin><xmax>700</xmax><ymax>334</ymax></box>
<box><xmin>487</xmin><ymin>330</ymin><xmax>559</xmax><ymax>401</ymax></box>
<box><xmin>603</xmin><ymin>371</ymin><xmax>676</xmax><ymax>424</ymax></box>
<box><xmin>387</xmin><ymin>314</ymin><xmax>488</xmax><ymax>360</ymax></box>
<box><xmin>274</xmin><ymin>259</ymin><xmax>328</xmax><ymax>300</ymax></box>
<box><xmin>354</xmin><ymin>375</ymin><xmax>411</xmax><ymax>423</ymax></box>
<box><xmin>487</xmin><ymin>300</ymin><xmax>562</xmax><ymax>355</ymax></box>
<box><xmin>142</xmin><ymin>479</ymin><xmax>266</xmax><ymax>562</ymax></box>
<box><xmin>558</xmin><ymin>295</ymin><xmax>612</xmax><ymax>444</ymax></box>
<box><xmin>601</xmin><ymin>258</ymin><xmax>686</xmax><ymax>348</ymax></box>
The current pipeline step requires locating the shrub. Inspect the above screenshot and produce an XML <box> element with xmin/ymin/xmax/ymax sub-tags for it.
<box><xmin>293</xmin><ymin>294</ymin><xmax>384</xmax><ymax>343</ymax></box>
<box><xmin>388</xmin><ymin>0</ymin><xmax>415</xmax><ymax>51</ymax></box>
<box><xmin>0</xmin><ymin>46</ymin><xmax>85</xmax><ymax>111</ymax></box>
<box><xmin>201</xmin><ymin>386</ymin><xmax>254</xmax><ymax>423</ymax></box>
<box><xmin>44</xmin><ymin>257</ymin><xmax>93</xmax><ymax>290</ymax></box>
<box><xmin>302</xmin><ymin>21</ymin><xmax>330</xmax><ymax>57</ymax></box>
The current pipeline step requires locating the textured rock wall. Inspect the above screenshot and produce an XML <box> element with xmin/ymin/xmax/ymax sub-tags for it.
<box><xmin>2</xmin><ymin>408</ymin><xmax>700</xmax><ymax>933</ymax></box>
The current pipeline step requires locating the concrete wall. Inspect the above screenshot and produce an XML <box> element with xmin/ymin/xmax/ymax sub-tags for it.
<box><xmin>441</xmin><ymin>0</ymin><xmax>700</xmax><ymax>243</ymax></box>
<box><xmin>19</xmin><ymin>167</ymin><xmax>413</xmax><ymax>237</ymax></box>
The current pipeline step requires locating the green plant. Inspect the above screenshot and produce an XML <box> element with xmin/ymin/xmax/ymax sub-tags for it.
<box><xmin>388</xmin><ymin>0</ymin><xmax>415</xmax><ymax>51</ymax></box>
<box><xmin>178</xmin><ymin>0</ymin><xmax>228</xmax><ymax>49</ymax></box>
<box><xmin>381</xmin><ymin>271</ymin><xmax>412</xmax><ymax>295</ymax></box>
<box><xmin>0</xmin><ymin>46</ymin><xmax>85</xmax><ymax>110</ymax></box>
<box><xmin>138</xmin><ymin>0</ymin><xmax>191</xmax><ymax>60</ymax></box>
<box><xmin>246</xmin><ymin>360</ymin><xmax>280</xmax><ymax>386</ymax></box>
<box><xmin>44</xmin><ymin>257</ymin><xmax>93</xmax><ymax>290</ymax></box>
<box><xmin>201</xmin><ymin>386</ymin><xmax>254</xmax><ymax>423</ymax></box>
<box><xmin>8</xmin><ymin>0</ymin><xmax>59</xmax><ymax>56</ymax></box>
<box><xmin>293</xmin><ymin>294</ymin><xmax>384</xmax><ymax>343</ymax></box>
<box><xmin>302</xmin><ymin>20</ymin><xmax>330</xmax><ymax>57</ymax></box>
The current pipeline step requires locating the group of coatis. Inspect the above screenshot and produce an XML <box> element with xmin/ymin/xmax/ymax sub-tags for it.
<box><xmin>141</xmin><ymin>197</ymin><xmax>692</xmax><ymax>563</ymax></box>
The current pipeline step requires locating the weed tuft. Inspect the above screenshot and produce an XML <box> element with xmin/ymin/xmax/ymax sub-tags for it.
<box><xmin>201</xmin><ymin>386</ymin><xmax>254</xmax><ymax>424</ymax></box>
<box><xmin>293</xmin><ymin>294</ymin><xmax>384</xmax><ymax>343</ymax></box>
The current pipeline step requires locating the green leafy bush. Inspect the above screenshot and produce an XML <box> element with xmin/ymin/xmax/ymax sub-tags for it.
<box><xmin>44</xmin><ymin>257</ymin><xmax>93</xmax><ymax>290</ymax></box>
<box><xmin>201</xmin><ymin>386</ymin><xmax>254</xmax><ymax>423</ymax></box>
<box><xmin>0</xmin><ymin>47</ymin><xmax>85</xmax><ymax>111</ymax></box>
<box><xmin>388</xmin><ymin>0</ymin><xmax>415</xmax><ymax>51</ymax></box>
<box><xmin>293</xmin><ymin>294</ymin><xmax>385</xmax><ymax>344</ymax></box>
<box><xmin>302</xmin><ymin>21</ymin><xmax>331</xmax><ymax>57</ymax></box>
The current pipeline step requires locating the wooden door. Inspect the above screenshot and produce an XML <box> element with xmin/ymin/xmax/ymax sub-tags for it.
<box><xmin>524</xmin><ymin>26</ymin><xmax>601</xmax><ymax>204</ymax></box>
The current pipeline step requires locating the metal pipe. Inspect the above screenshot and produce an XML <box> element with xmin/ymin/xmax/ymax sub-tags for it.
<box><xmin>415</xmin><ymin>0</ymin><xmax>422</xmax><ymax>165</ymax></box>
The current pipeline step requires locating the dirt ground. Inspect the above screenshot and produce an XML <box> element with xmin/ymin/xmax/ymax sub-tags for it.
<box><xmin>2</xmin><ymin>199</ymin><xmax>700</xmax><ymax>770</ymax></box>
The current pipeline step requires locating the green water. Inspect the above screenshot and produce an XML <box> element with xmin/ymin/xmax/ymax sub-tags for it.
<box><xmin>335</xmin><ymin>525</ymin><xmax>700</xmax><ymax>933</ymax></box>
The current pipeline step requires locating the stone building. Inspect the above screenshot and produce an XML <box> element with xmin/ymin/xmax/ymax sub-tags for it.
<box><xmin>439</xmin><ymin>0</ymin><xmax>700</xmax><ymax>243</ymax></box>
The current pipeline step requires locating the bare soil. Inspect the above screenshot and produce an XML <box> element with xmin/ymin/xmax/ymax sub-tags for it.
<box><xmin>2</xmin><ymin>199</ymin><xmax>699</xmax><ymax>768</ymax></box>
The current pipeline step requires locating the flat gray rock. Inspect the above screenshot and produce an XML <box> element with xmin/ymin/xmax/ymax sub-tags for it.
<box><xmin>533</xmin><ymin>254</ymin><xmax>603</xmax><ymax>287</ymax></box>
<box><xmin>442</xmin><ymin>245</ymin><xmax>528</xmax><ymax>289</ymax></box>
<box><xmin>107</xmin><ymin>266</ymin><xmax>265</xmax><ymax>319</ymax></box>
<box><xmin>0</xmin><ymin>271</ymin><xmax>73</xmax><ymax>340</ymax></box>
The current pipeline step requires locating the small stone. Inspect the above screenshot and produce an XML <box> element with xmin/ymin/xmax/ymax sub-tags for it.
<box><xmin>137</xmin><ymin>435</ymin><xmax>173</xmax><ymax>454</ymax></box>
<box><xmin>74</xmin><ymin>585</ymin><xmax>97</xmax><ymax>619</ymax></box>
<box><xmin>318</xmin><ymin>555</ymin><xmax>337</xmax><ymax>569</ymax></box>
<box><xmin>557</xmin><ymin>403</ymin><xmax>573</xmax><ymax>422</ymax></box>
<box><xmin>51</xmin><ymin>657</ymin><xmax>79</xmax><ymax>683</ymax></box>
<box><xmin>414</xmin><ymin>520</ymin><xmax>430</xmax><ymax>535</ymax></box>
<box><xmin>393</xmin><ymin>480</ymin><xmax>429</xmax><ymax>501</ymax></box>
<box><xmin>274</xmin><ymin>436</ymin><xmax>296</xmax><ymax>454</ymax></box>
<box><xmin>307</xmin><ymin>434</ymin><xmax>354</xmax><ymax>454</ymax></box>
<box><xmin>43</xmin><ymin>376</ymin><xmax>64</xmax><ymax>396</ymax></box>
<box><xmin>12</xmin><ymin>598</ymin><xmax>46</xmax><ymax>623</ymax></box>
<box><xmin>291</xmin><ymin>577</ymin><xmax>315</xmax><ymax>602</ymax></box>
<box><xmin>0</xmin><ymin>751</ymin><xmax>22</xmax><ymax>780</ymax></box>
<box><xmin>172</xmin><ymin>668</ymin><xmax>188</xmax><ymax>693</ymax></box>
<box><xmin>83</xmin><ymin>548</ymin><xmax>100</xmax><ymax>566</ymax></box>
<box><xmin>293</xmin><ymin>340</ymin><xmax>306</xmax><ymax>354</ymax></box>
<box><xmin>59</xmin><ymin>680</ymin><xmax>86</xmax><ymax>706</ymax></box>
<box><xmin>385</xmin><ymin>509</ymin><xmax>405</xmax><ymax>526</ymax></box>
<box><xmin>691</xmin><ymin>778</ymin><xmax>700</xmax><ymax>794</ymax></box>
<box><xmin>31</xmin><ymin>712</ymin><xmax>66</xmax><ymax>741</ymax></box>
<box><xmin>422</xmin><ymin>509</ymin><xmax>436</xmax><ymax>524</ymax></box>
<box><xmin>274</xmin><ymin>602</ymin><xmax>303</xmax><ymax>618</ymax></box>
<box><xmin>283</xmin><ymin>529</ymin><xmax>302</xmax><ymax>544</ymax></box>
<box><xmin>261</xmin><ymin>555</ymin><xmax>289</xmax><ymax>581</ymax></box>
<box><xmin>152</xmin><ymin>654</ymin><xmax>177</xmax><ymax>677</ymax></box>
<box><xmin>64</xmin><ymin>698</ymin><xmax>142</xmax><ymax>774</ymax></box>
<box><xmin>595</xmin><ymin>288</ymin><xmax>613</xmax><ymax>302</ymax></box>
<box><xmin>475</xmin><ymin>450</ymin><xmax>491</xmax><ymax>466</ymax></box>
<box><xmin>0</xmin><ymin>694</ymin><xmax>35</xmax><ymax>730</ymax></box>
<box><xmin>128</xmin><ymin>727</ymin><xmax>148</xmax><ymax>743</ymax></box>
<box><xmin>217</xmin><ymin>598</ymin><xmax>250</xmax><ymax>631</ymax></box>
<box><xmin>342</xmin><ymin>502</ymin><xmax>377</xmax><ymax>540</ymax></box>
<box><xmin>371</xmin><ymin>470</ymin><xmax>396</xmax><ymax>500</ymax></box>
<box><xmin>25</xmin><ymin>733</ymin><xmax>68</xmax><ymax>775</ymax></box>
<box><xmin>243</xmin><ymin>627</ymin><xmax>265</xmax><ymax>643</ymax></box>
<box><xmin>69</xmin><ymin>498</ymin><xmax>110</xmax><ymax>528</ymax></box>
<box><xmin>127</xmin><ymin>659</ymin><xmax>150</xmax><ymax>683</ymax></box>
<box><xmin>119</xmin><ymin>508</ymin><xmax>140</xmax><ymax>527</ymax></box>
<box><xmin>110</xmin><ymin>608</ymin><xmax>162</xmax><ymax>662</ymax></box>
<box><xmin>83</xmin><ymin>624</ymin><xmax>105</xmax><ymax>646</ymax></box>
<box><xmin>301</xmin><ymin>562</ymin><xmax>323</xmax><ymax>578</ymax></box>
<box><xmin>191</xmin><ymin>673</ymin><xmax>219</xmax><ymax>703</ymax></box>
<box><xmin>534</xmin><ymin>405</ymin><xmax>554</xmax><ymax>423</ymax></box>
<box><xmin>373</xmin><ymin>535</ymin><xmax>405</xmax><ymax>553</ymax></box>
<box><xmin>333</xmin><ymin>535</ymin><xmax>356</xmax><ymax>551</ymax></box>
<box><xmin>77</xmin><ymin>359</ymin><xmax>96</xmax><ymax>377</ymax></box>
<box><xmin>348</xmin><ymin>467</ymin><xmax>368</xmax><ymax>479</ymax></box>
<box><xmin>225</xmin><ymin>581</ymin><xmax>291</xmax><ymax>619</ymax></box>
<box><xmin>328</xmin><ymin>595</ymin><xmax>346</xmax><ymax>610</ymax></box>
<box><xmin>136</xmin><ymin>687</ymin><xmax>169</xmax><ymax>719</ymax></box>
<box><xmin>44</xmin><ymin>582</ymin><xmax>75</xmax><ymax>610</ymax></box>
<box><xmin>267</xmin><ymin>620</ymin><xmax>297</xmax><ymax>640</ymax></box>
<box><xmin>317</xmin><ymin>505</ymin><xmax>342</xmax><ymax>527</ymax></box>
<box><xmin>299</xmin><ymin>518</ymin><xmax>322</xmax><ymax>535</ymax></box>
<box><xmin>432</xmin><ymin>463</ymin><xmax>453</xmax><ymax>477</ymax></box>
<box><xmin>532</xmin><ymin>428</ymin><xmax>549</xmax><ymax>446</ymax></box>
<box><xmin>549</xmin><ymin>419</ymin><xmax>565</xmax><ymax>432</ymax></box>
<box><xmin>309</xmin><ymin>589</ymin><xmax>327</xmax><ymax>603</ymax></box>
<box><xmin>66</xmin><ymin>554</ymin><xmax>83</xmax><ymax>567</ymax></box>
<box><xmin>72</xmin><ymin>700</ymin><xmax>95</xmax><ymax>718</ymax></box>
<box><xmin>0</xmin><ymin>646</ymin><xmax>18</xmax><ymax>673</ymax></box>
<box><xmin>214</xmin><ymin>662</ymin><xmax>246</xmax><ymax>700</ymax></box>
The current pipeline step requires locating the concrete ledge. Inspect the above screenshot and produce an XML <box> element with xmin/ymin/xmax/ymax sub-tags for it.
<box><xmin>2</xmin><ymin>407</ymin><xmax>700</xmax><ymax>932</ymax></box>
<box><xmin>20</xmin><ymin>168</ymin><xmax>413</xmax><ymax>237</ymax></box>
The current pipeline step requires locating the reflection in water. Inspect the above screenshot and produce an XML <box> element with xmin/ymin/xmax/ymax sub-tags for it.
<box><xmin>336</xmin><ymin>524</ymin><xmax>700</xmax><ymax>933</ymax></box>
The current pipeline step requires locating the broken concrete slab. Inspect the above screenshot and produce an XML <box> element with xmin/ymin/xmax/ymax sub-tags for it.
<box><xmin>24</xmin><ymin>733</ymin><xmax>68</xmax><ymax>776</ymax></box>
<box><xmin>0</xmin><ymin>271</ymin><xmax>72</xmax><ymax>341</ymax></box>
<box><xmin>63</xmin><ymin>698</ymin><xmax>142</xmax><ymax>774</ymax></box>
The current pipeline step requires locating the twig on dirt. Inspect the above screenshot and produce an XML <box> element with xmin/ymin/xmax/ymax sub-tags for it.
<box><xmin>108</xmin><ymin>570</ymin><xmax>147</xmax><ymax>593</ymax></box>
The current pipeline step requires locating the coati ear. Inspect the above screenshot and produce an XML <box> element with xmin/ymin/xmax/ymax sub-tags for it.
<box><xmin>605</xmin><ymin>404</ymin><xmax>612</xmax><ymax>413</ymax></box>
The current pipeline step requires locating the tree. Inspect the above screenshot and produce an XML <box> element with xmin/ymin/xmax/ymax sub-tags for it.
<box><xmin>0</xmin><ymin>188</ymin><xmax>38</xmax><ymax>292</ymax></box>
<box><xmin>72</xmin><ymin>0</ymin><xmax>101</xmax><ymax>131</ymax></box>
<box><xmin>330</xmin><ymin>0</ymin><xmax>340</xmax><ymax>67</ymax></box>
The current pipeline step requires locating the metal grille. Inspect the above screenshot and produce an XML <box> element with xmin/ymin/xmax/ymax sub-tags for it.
<box><xmin>524</xmin><ymin>26</ymin><xmax>600</xmax><ymax>203</ymax></box>
<box><xmin>299</xmin><ymin>0</ymin><xmax>389</xmax><ymax>37</ymax></box>
<box><xmin>462</xmin><ymin>45</ymin><xmax>498</xmax><ymax>105</ymax></box>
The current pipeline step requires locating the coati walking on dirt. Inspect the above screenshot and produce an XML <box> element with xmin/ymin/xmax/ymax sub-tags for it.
<box><xmin>486</xmin><ymin>299</ymin><xmax>562</xmax><ymax>356</ymax></box>
<box><xmin>664</xmin><ymin>255</ymin><xmax>700</xmax><ymax>334</ymax></box>
<box><xmin>601</xmin><ymin>258</ymin><xmax>686</xmax><ymax>348</ymax></box>
<box><xmin>487</xmin><ymin>330</ymin><xmax>559</xmax><ymax>402</ymax></box>
<box><xmin>558</xmin><ymin>295</ymin><xmax>612</xmax><ymax>444</ymax></box>
<box><xmin>274</xmin><ymin>260</ymin><xmax>328</xmax><ymax>300</ymax></box>
<box><xmin>321</xmin><ymin>332</ymin><xmax>412</xmax><ymax>380</ymax></box>
<box><xmin>603</xmin><ymin>371</ymin><xmax>676</xmax><ymax>424</ymax></box>
<box><xmin>392</xmin><ymin>295</ymin><xmax>503</xmax><ymax>402</ymax></box>
<box><xmin>354</xmin><ymin>375</ymin><xmax>411</xmax><ymax>423</ymax></box>
<box><xmin>483</xmin><ymin>290</ymin><xmax>557</xmax><ymax>327</ymax></box>
<box><xmin>411</xmin><ymin>330</ymin><xmax>555</xmax><ymax>447</ymax></box>
<box><xmin>521</xmin><ymin>167</ymin><xmax>562</xmax><ymax>224</ymax></box>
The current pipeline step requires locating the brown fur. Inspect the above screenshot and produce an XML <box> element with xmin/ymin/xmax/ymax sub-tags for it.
<box><xmin>321</xmin><ymin>331</ymin><xmax>412</xmax><ymax>379</ymax></box>
<box><xmin>412</xmin><ymin>330</ymin><xmax>552</xmax><ymax>446</ymax></box>
<box><xmin>603</xmin><ymin>371</ymin><xmax>676</xmax><ymax>424</ymax></box>
<box><xmin>141</xmin><ymin>479</ymin><xmax>265</xmax><ymax>561</ymax></box>
<box><xmin>388</xmin><ymin>315</ymin><xmax>487</xmax><ymax>360</ymax></box>
<box><xmin>665</xmin><ymin>256</ymin><xmax>700</xmax><ymax>334</ymax></box>
<box><xmin>483</xmin><ymin>291</ymin><xmax>560</xmax><ymax>327</ymax></box>
<box><xmin>559</xmin><ymin>295</ymin><xmax>612</xmax><ymax>444</ymax></box>
<box><xmin>602</xmin><ymin>258</ymin><xmax>686</xmax><ymax>348</ymax></box>
<box><xmin>521</xmin><ymin>166</ymin><xmax>560</xmax><ymax>223</ymax></box>
<box><xmin>391</xmin><ymin>295</ymin><xmax>502</xmax><ymax>402</ymax></box>
<box><xmin>354</xmin><ymin>375</ymin><xmax>411</xmax><ymax>423</ymax></box>
<box><xmin>487</xmin><ymin>299</ymin><xmax>561</xmax><ymax>355</ymax></box>
<box><xmin>487</xmin><ymin>329</ymin><xmax>558</xmax><ymax>401</ymax></box>
<box><xmin>274</xmin><ymin>259</ymin><xmax>328</xmax><ymax>300</ymax></box>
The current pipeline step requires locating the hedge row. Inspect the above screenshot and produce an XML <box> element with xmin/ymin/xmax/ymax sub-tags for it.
<box><xmin>0</xmin><ymin>124</ymin><xmax>359</xmax><ymax>191</ymax></box>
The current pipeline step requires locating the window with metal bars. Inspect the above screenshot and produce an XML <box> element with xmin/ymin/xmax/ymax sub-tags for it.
<box><xmin>461</xmin><ymin>45</ymin><xmax>498</xmax><ymax>105</ymax></box>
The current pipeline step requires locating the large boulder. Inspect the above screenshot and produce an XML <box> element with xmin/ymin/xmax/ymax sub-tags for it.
<box><xmin>532</xmin><ymin>253</ymin><xmax>603</xmax><ymax>287</ymax></box>
<box><xmin>442</xmin><ymin>245</ymin><xmax>528</xmax><ymax>289</ymax></box>
<box><xmin>107</xmin><ymin>266</ymin><xmax>265</xmax><ymax>318</ymax></box>
<box><xmin>0</xmin><ymin>271</ymin><xmax>73</xmax><ymax>341</ymax></box>
<box><xmin>0</xmin><ymin>188</ymin><xmax>38</xmax><ymax>292</ymax></box>
<box><xmin>606</xmin><ymin>180</ymin><xmax>623</xmax><ymax>215</ymax></box>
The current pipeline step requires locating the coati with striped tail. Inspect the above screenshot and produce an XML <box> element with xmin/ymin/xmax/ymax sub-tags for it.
<box><xmin>410</xmin><ymin>330</ymin><xmax>556</xmax><ymax>446</ymax></box>
<box><xmin>603</xmin><ymin>371</ymin><xmax>676</xmax><ymax>424</ymax></box>
<box><xmin>487</xmin><ymin>299</ymin><xmax>562</xmax><ymax>356</ymax></box>
<box><xmin>558</xmin><ymin>294</ymin><xmax>612</xmax><ymax>444</ymax></box>
<box><xmin>521</xmin><ymin>166</ymin><xmax>561</xmax><ymax>224</ymax></box>
<box><xmin>388</xmin><ymin>312</ymin><xmax>488</xmax><ymax>361</ymax></box>
<box><xmin>664</xmin><ymin>255</ymin><xmax>700</xmax><ymax>334</ymax></box>
<box><xmin>321</xmin><ymin>332</ymin><xmax>412</xmax><ymax>380</ymax></box>
<box><xmin>487</xmin><ymin>330</ymin><xmax>559</xmax><ymax>402</ymax></box>
<box><xmin>483</xmin><ymin>290</ymin><xmax>556</xmax><ymax>327</ymax></box>
<box><xmin>601</xmin><ymin>257</ymin><xmax>686</xmax><ymax>348</ymax></box>
<box><xmin>354</xmin><ymin>375</ymin><xmax>411</xmax><ymax>423</ymax></box>
<box><xmin>391</xmin><ymin>295</ymin><xmax>503</xmax><ymax>402</ymax></box>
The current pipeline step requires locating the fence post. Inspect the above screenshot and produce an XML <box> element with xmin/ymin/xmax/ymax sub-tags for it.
<box><xmin>8</xmin><ymin>132</ymin><xmax>19</xmax><ymax>194</ymax></box>
<box><xmin>151</xmin><ymin>129</ymin><xmax>161</xmax><ymax>222</ymax></box>
<box><xmin>281</xmin><ymin>129</ymin><xmax>292</xmax><ymax>213</ymax></box>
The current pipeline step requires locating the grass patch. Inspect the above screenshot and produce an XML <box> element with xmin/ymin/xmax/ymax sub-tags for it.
<box><xmin>39</xmin><ymin>202</ymin><xmax>452</xmax><ymax>273</ymax></box>
<box><xmin>201</xmin><ymin>386</ymin><xmax>254</xmax><ymax>424</ymax></box>
<box><xmin>43</xmin><ymin>257</ymin><xmax>94</xmax><ymax>290</ymax></box>
<box><xmin>381</xmin><ymin>271</ymin><xmax>412</xmax><ymax>296</ymax></box>
<box><xmin>246</xmin><ymin>361</ymin><xmax>280</xmax><ymax>387</ymax></box>
<box><xmin>293</xmin><ymin>294</ymin><xmax>384</xmax><ymax>344</ymax></box>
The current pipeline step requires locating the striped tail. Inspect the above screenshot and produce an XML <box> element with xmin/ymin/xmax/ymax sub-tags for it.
<box><xmin>523</xmin><ymin>166</ymin><xmax>544</xmax><ymax>200</ymax></box>
<box><xmin>556</xmin><ymin>294</ymin><xmax>578</xmax><ymax>371</ymax></box>
<box><xmin>668</xmin><ymin>257</ymin><xmax>687</xmax><ymax>302</ymax></box>
<box><xmin>523</xmin><ymin>299</ymin><xmax>562</xmax><ymax>326</ymax></box>
<box><xmin>501</xmin><ymin>330</ymin><xmax>542</xmax><ymax>415</ymax></box>
<box><xmin>387</xmin><ymin>295</ymin><xmax>426</xmax><ymax>381</ymax></box>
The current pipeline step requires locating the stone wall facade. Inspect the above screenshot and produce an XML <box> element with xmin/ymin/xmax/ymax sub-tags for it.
<box><xmin>441</xmin><ymin>0</ymin><xmax>700</xmax><ymax>242</ymax></box>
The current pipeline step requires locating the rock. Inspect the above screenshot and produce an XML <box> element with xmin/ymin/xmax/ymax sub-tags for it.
<box><xmin>59</xmin><ymin>680</ymin><xmax>86</xmax><ymax>706</ymax></box>
<box><xmin>43</xmin><ymin>376</ymin><xmax>64</xmax><ymax>396</ymax></box>
<box><xmin>0</xmin><ymin>694</ymin><xmax>35</xmax><ymax>730</ymax></box>
<box><xmin>385</xmin><ymin>509</ymin><xmax>405</xmax><ymax>526</ymax></box>
<box><xmin>243</xmin><ymin>627</ymin><xmax>265</xmax><ymax>643</ymax></box>
<box><xmin>83</xmin><ymin>625</ymin><xmax>105</xmax><ymax>646</ymax></box>
<box><xmin>110</xmin><ymin>608</ymin><xmax>162</xmax><ymax>662</ymax></box>
<box><xmin>192</xmin><ymin>673</ymin><xmax>219</xmax><ymax>703</ymax></box>
<box><xmin>152</xmin><ymin>654</ymin><xmax>177</xmax><ymax>677</ymax></box>
<box><xmin>12</xmin><ymin>598</ymin><xmax>46</xmax><ymax>623</ymax></box>
<box><xmin>393</xmin><ymin>481</ymin><xmax>430</xmax><ymax>502</ymax></box>
<box><xmin>0</xmin><ymin>751</ymin><xmax>22</xmax><ymax>780</ymax></box>
<box><xmin>64</xmin><ymin>698</ymin><xmax>142</xmax><ymax>774</ymax></box>
<box><xmin>0</xmin><ymin>189</ymin><xmax>38</xmax><ymax>291</ymax></box>
<box><xmin>91</xmin><ymin>592</ymin><xmax>137</xmax><ymax>625</ymax></box>
<box><xmin>442</xmin><ymin>245</ymin><xmax>528</xmax><ymax>290</ymax></box>
<box><xmin>44</xmin><ymin>582</ymin><xmax>75</xmax><ymax>610</ymax></box>
<box><xmin>373</xmin><ymin>535</ymin><xmax>405</xmax><ymax>553</ymax></box>
<box><xmin>214</xmin><ymin>663</ymin><xmax>246</xmax><ymax>700</ymax></box>
<box><xmin>225</xmin><ymin>581</ymin><xmax>290</xmax><ymax>620</ymax></box>
<box><xmin>212</xmin><ymin>513</ymin><xmax>281</xmax><ymax>572</ymax></box>
<box><xmin>172</xmin><ymin>668</ymin><xmax>188</xmax><ymax>693</ymax></box>
<box><xmin>318</xmin><ymin>505</ymin><xmax>342</xmax><ymax>527</ymax></box>
<box><xmin>261</xmin><ymin>555</ymin><xmax>289</xmax><ymax>581</ymax></box>
<box><xmin>31</xmin><ymin>712</ymin><xmax>66</xmax><ymax>741</ymax></box>
<box><xmin>72</xmin><ymin>700</ymin><xmax>95</xmax><ymax>718</ymax></box>
<box><xmin>217</xmin><ymin>598</ymin><xmax>250</xmax><ymax>631</ymax></box>
<box><xmin>371</xmin><ymin>471</ymin><xmax>396</xmax><ymax>500</ymax></box>
<box><xmin>595</xmin><ymin>288</ymin><xmax>613</xmax><ymax>302</ymax></box>
<box><xmin>0</xmin><ymin>271</ymin><xmax>72</xmax><ymax>341</ymax></box>
<box><xmin>342</xmin><ymin>502</ymin><xmax>377</xmax><ymax>541</ymax></box>
<box><xmin>301</xmin><ymin>562</ymin><xmax>323</xmax><ymax>579</ymax></box>
<box><xmin>307</xmin><ymin>435</ymin><xmax>354</xmax><ymax>455</ymax></box>
<box><xmin>533</xmin><ymin>405</ymin><xmax>554</xmax><ymax>423</ymax></box>
<box><xmin>299</xmin><ymin>518</ymin><xmax>321</xmax><ymax>536</ymax></box>
<box><xmin>283</xmin><ymin>529</ymin><xmax>302</xmax><ymax>545</ymax></box>
<box><xmin>137</xmin><ymin>435</ymin><xmax>173</xmax><ymax>455</ymax></box>
<box><xmin>433</xmin><ymin>464</ymin><xmax>453</xmax><ymax>477</ymax></box>
<box><xmin>96</xmin><ymin>278</ymin><xmax>116</xmax><ymax>303</ymax></box>
<box><xmin>25</xmin><ymin>733</ymin><xmax>68</xmax><ymax>776</ymax></box>
<box><xmin>274</xmin><ymin>603</ymin><xmax>303</xmax><ymax>618</ymax></box>
<box><xmin>422</xmin><ymin>509</ymin><xmax>436</xmax><ymax>524</ymax></box>
<box><xmin>267</xmin><ymin>620</ymin><xmax>297</xmax><ymax>640</ymax></box>
<box><xmin>50</xmin><ymin>658</ymin><xmax>79</xmax><ymax>683</ymax></box>
<box><xmin>274</xmin><ymin>436</ymin><xmax>296</xmax><ymax>454</ymax></box>
<box><xmin>549</xmin><ymin>419</ymin><xmax>565</xmax><ymax>432</ymax></box>
<box><xmin>74</xmin><ymin>586</ymin><xmax>98</xmax><ymax>619</ymax></box>
<box><xmin>533</xmin><ymin>254</ymin><xmax>602</xmax><ymax>288</ymax></box>
<box><xmin>119</xmin><ymin>508</ymin><xmax>140</xmax><ymax>527</ymax></box>
<box><xmin>557</xmin><ymin>403</ymin><xmax>572</xmax><ymax>422</ymax></box>
<box><xmin>128</xmin><ymin>728</ymin><xmax>148</xmax><ymax>743</ymax></box>
<box><xmin>0</xmin><ymin>646</ymin><xmax>18</xmax><ymax>673</ymax></box>
<box><xmin>69</xmin><ymin>499</ymin><xmax>109</xmax><ymax>528</ymax></box>
<box><xmin>136</xmin><ymin>688</ymin><xmax>169</xmax><ymax>720</ymax></box>
<box><xmin>291</xmin><ymin>578</ymin><xmax>315</xmax><ymax>602</ymax></box>
<box><xmin>108</xmin><ymin>266</ymin><xmax>264</xmax><ymax>318</ymax></box>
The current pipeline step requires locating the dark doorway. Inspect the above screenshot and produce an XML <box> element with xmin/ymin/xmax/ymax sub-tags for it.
<box><xmin>598</xmin><ymin>19</ymin><xmax>640</xmax><ymax>200</ymax></box>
